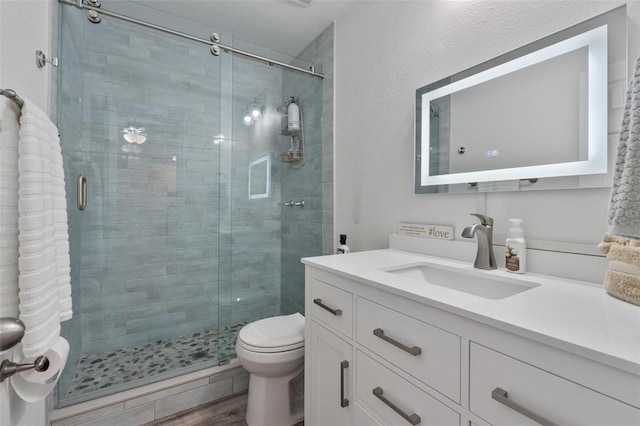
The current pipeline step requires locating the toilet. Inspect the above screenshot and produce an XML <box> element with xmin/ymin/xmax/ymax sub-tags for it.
<box><xmin>235</xmin><ymin>312</ymin><xmax>305</xmax><ymax>426</ymax></box>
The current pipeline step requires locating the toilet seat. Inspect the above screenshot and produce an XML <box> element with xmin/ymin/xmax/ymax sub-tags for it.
<box><xmin>238</xmin><ymin>312</ymin><xmax>304</xmax><ymax>353</ymax></box>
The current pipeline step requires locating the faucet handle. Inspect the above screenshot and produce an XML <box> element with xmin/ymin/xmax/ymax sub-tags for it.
<box><xmin>470</xmin><ymin>213</ymin><xmax>493</xmax><ymax>226</ymax></box>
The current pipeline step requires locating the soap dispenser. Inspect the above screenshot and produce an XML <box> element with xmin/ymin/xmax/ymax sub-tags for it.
<box><xmin>337</xmin><ymin>234</ymin><xmax>350</xmax><ymax>254</ymax></box>
<box><xmin>505</xmin><ymin>219</ymin><xmax>526</xmax><ymax>273</ymax></box>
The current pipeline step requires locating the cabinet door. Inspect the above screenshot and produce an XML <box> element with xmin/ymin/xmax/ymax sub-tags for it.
<box><xmin>308</xmin><ymin>321</ymin><xmax>353</xmax><ymax>426</ymax></box>
<box><xmin>354</xmin><ymin>402</ymin><xmax>384</xmax><ymax>426</ymax></box>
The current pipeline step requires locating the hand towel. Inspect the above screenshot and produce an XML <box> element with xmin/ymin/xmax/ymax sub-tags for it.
<box><xmin>0</xmin><ymin>98</ymin><xmax>21</xmax><ymax>318</ymax></box>
<box><xmin>606</xmin><ymin>244</ymin><xmax>640</xmax><ymax>267</ymax></box>
<box><xmin>17</xmin><ymin>99</ymin><xmax>72</xmax><ymax>358</ymax></box>
<box><xmin>604</xmin><ymin>270</ymin><xmax>640</xmax><ymax>306</ymax></box>
<box><xmin>597</xmin><ymin>233</ymin><xmax>640</xmax><ymax>305</ymax></box>
<box><xmin>608</xmin><ymin>55</ymin><xmax>640</xmax><ymax>239</ymax></box>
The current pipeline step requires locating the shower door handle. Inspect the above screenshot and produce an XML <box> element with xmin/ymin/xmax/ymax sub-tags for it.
<box><xmin>77</xmin><ymin>175</ymin><xmax>87</xmax><ymax>210</ymax></box>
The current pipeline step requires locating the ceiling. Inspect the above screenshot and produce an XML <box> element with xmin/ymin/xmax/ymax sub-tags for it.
<box><xmin>128</xmin><ymin>0</ymin><xmax>360</xmax><ymax>57</ymax></box>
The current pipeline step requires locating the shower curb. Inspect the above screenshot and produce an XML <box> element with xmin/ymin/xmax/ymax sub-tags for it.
<box><xmin>49</xmin><ymin>360</ymin><xmax>248</xmax><ymax>426</ymax></box>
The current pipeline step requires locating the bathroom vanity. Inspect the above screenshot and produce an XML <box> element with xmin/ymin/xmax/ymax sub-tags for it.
<box><xmin>303</xmin><ymin>247</ymin><xmax>640</xmax><ymax>426</ymax></box>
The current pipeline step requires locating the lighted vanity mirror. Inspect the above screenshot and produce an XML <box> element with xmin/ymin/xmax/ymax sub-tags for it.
<box><xmin>248</xmin><ymin>154</ymin><xmax>271</xmax><ymax>199</ymax></box>
<box><xmin>415</xmin><ymin>6</ymin><xmax>626</xmax><ymax>194</ymax></box>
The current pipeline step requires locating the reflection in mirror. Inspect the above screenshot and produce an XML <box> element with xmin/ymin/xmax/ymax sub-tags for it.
<box><xmin>248</xmin><ymin>155</ymin><xmax>271</xmax><ymax>199</ymax></box>
<box><xmin>415</xmin><ymin>5</ymin><xmax>626</xmax><ymax>193</ymax></box>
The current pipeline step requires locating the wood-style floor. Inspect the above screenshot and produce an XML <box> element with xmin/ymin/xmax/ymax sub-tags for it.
<box><xmin>146</xmin><ymin>392</ymin><xmax>304</xmax><ymax>426</ymax></box>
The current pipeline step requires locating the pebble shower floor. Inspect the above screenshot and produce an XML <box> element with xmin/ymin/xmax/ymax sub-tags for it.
<box><xmin>63</xmin><ymin>323</ymin><xmax>246</xmax><ymax>398</ymax></box>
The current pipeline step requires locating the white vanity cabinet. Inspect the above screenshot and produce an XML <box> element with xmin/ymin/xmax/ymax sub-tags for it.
<box><xmin>304</xmin><ymin>262</ymin><xmax>640</xmax><ymax>426</ymax></box>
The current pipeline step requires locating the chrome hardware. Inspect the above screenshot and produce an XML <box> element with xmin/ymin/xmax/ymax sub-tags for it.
<box><xmin>210</xmin><ymin>45</ymin><xmax>220</xmax><ymax>56</ymax></box>
<box><xmin>87</xmin><ymin>9</ymin><xmax>101</xmax><ymax>23</ymax></box>
<box><xmin>313</xmin><ymin>298</ymin><xmax>342</xmax><ymax>316</ymax></box>
<box><xmin>461</xmin><ymin>213</ymin><xmax>497</xmax><ymax>270</ymax></box>
<box><xmin>210</xmin><ymin>33</ymin><xmax>220</xmax><ymax>43</ymax></box>
<box><xmin>283</xmin><ymin>200</ymin><xmax>305</xmax><ymax>208</ymax></box>
<box><xmin>373</xmin><ymin>387</ymin><xmax>421</xmax><ymax>425</ymax></box>
<box><xmin>85</xmin><ymin>0</ymin><xmax>103</xmax><ymax>24</ymax></box>
<box><xmin>340</xmin><ymin>360</ymin><xmax>349</xmax><ymax>408</ymax></box>
<box><xmin>35</xmin><ymin>50</ymin><xmax>59</xmax><ymax>69</ymax></box>
<box><xmin>0</xmin><ymin>356</ymin><xmax>49</xmax><ymax>383</ymax></box>
<box><xmin>0</xmin><ymin>317</ymin><xmax>25</xmax><ymax>352</ymax></box>
<box><xmin>77</xmin><ymin>175</ymin><xmax>87</xmax><ymax>210</ymax></box>
<box><xmin>492</xmin><ymin>387</ymin><xmax>559</xmax><ymax>426</ymax></box>
<box><xmin>373</xmin><ymin>328</ymin><xmax>421</xmax><ymax>356</ymax></box>
<box><xmin>0</xmin><ymin>88</ymin><xmax>24</xmax><ymax>108</ymax></box>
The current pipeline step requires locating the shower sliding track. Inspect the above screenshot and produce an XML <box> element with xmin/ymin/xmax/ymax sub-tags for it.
<box><xmin>58</xmin><ymin>0</ymin><xmax>325</xmax><ymax>79</ymax></box>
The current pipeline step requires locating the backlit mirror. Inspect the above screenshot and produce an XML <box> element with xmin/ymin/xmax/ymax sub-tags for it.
<box><xmin>415</xmin><ymin>6</ymin><xmax>626</xmax><ymax>193</ymax></box>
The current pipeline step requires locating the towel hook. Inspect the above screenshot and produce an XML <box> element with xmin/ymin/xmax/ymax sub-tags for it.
<box><xmin>35</xmin><ymin>50</ymin><xmax>59</xmax><ymax>69</ymax></box>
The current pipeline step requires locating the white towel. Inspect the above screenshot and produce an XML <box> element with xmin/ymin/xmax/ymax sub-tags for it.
<box><xmin>0</xmin><ymin>98</ymin><xmax>21</xmax><ymax>318</ymax></box>
<box><xmin>17</xmin><ymin>99</ymin><xmax>72</xmax><ymax>358</ymax></box>
<box><xmin>608</xmin><ymin>56</ymin><xmax>640</xmax><ymax>239</ymax></box>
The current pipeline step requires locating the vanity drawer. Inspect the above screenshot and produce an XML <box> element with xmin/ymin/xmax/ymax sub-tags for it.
<box><xmin>356</xmin><ymin>351</ymin><xmax>460</xmax><ymax>426</ymax></box>
<box><xmin>469</xmin><ymin>343</ymin><xmax>640</xmax><ymax>426</ymax></box>
<box><xmin>311</xmin><ymin>279</ymin><xmax>353</xmax><ymax>338</ymax></box>
<box><xmin>356</xmin><ymin>297</ymin><xmax>461</xmax><ymax>403</ymax></box>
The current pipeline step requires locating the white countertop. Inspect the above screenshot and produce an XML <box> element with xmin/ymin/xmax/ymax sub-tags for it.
<box><xmin>302</xmin><ymin>249</ymin><xmax>640</xmax><ymax>376</ymax></box>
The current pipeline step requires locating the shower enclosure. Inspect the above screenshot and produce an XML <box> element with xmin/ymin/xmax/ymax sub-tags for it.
<box><xmin>56</xmin><ymin>3</ymin><xmax>332</xmax><ymax>407</ymax></box>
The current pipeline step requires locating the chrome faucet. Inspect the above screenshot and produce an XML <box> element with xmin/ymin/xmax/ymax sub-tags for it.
<box><xmin>461</xmin><ymin>213</ymin><xmax>497</xmax><ymax>270</ymax></box>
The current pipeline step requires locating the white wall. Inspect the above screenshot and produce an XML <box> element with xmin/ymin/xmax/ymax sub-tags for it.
<box><xmin>334</xmin><ymin>0</ymin><xmax>640</xmax><ymax>252</ymax></box>
<box><xmin>0</xmin><ymin>0</ymin><xmax>55</xmax><ymax>112</ymax></box>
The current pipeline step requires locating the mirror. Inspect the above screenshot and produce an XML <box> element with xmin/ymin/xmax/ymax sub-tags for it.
<box><xmin>415</xmin><ymin>6</ymin><xmax>626</xmax><ymax>193</ymax></box>
<box><xmin>248</xmin><ymin>155</ymin><xmax>271</xmax><ymax>199</ymax></box>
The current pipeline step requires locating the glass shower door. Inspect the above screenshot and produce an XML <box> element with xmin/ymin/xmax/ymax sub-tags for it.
<box><xmin>57</xmin><ymin>4</ymin><xmax>229</xmax><ymax>406</ymax></box>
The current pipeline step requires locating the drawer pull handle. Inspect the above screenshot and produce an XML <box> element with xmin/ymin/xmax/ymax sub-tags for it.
<box><xmin>373</xmin><ymin>328</ymin><xmax>422</xmax><ymax>356</ymax></box>
<box><xmin>373</xmin><ymin>386</ymin><xmax>421</xmax><ymax>425</ymax></box>
<box><xmin>314</xmin><ymin>298</ymin><xmax>342</xmax><ymax>316</ymax></box>
<box><xmin>340</xmin><ymin>360</ymin><xmax>349</xmax><ymax>408</ymax></box>
<box><xmin>491</xmin><ymin>387</ymin><xmax>559</xmax><ymax>426</ymax></box>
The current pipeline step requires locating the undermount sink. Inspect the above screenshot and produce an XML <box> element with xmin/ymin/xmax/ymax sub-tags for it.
<box><xmin>382</xmin><ymin>263</ymin><xmax>540</xmax><ymax>300</ymax></box>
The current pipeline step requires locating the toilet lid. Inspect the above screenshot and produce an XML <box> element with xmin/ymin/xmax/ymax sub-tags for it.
<box><xmin>238</xmin><ymin>312</ymin><xmax>305</xmax><ymax>349</ymax></box>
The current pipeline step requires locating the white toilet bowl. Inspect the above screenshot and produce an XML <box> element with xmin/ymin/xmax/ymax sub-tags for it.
<box><xmin>236</xmin><ymin>312</ymin><xmax>305</xmax><ymax>426</ymax></box>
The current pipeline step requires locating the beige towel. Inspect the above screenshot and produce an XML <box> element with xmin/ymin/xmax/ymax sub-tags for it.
<box><xmin>597</xmin><ymin>233</ymin><xmax>640</xmax><ymax>254</ymax></box>
<box><xmin>604</xmin><ymin>270</ymin><xmax>640</xmax><ymax>306</ymax></box>
<box><xmin>598</xmin><ymin>233</ymin><xmax>640</xmax><ymax>305</ymax></box>
<box><xmin>606</xmin><ymin>245</ymin><xmax>640</xmax><ymax>267</ymax></box>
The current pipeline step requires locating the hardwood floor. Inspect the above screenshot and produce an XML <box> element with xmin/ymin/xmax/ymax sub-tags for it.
<box><xmin>146</xmin><ymin>392</ymin><xmax>304</xmax><ymax>426</ymax></box>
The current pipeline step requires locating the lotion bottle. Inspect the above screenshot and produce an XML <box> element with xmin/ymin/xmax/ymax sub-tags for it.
<box><xmin>505</xmin><ymin>219</ymin><xmax>526</xmax><ymax>273</ymax></box>
<box><xmin>337</xmin><ymin>234</ymin><xmax>350</xmax><ymax>254</ymax></box>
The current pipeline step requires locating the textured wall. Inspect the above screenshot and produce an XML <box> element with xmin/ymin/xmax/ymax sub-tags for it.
<box><xmin>335</xmin><ymin>1</ymin><xmax>640</xmax><ymax>253</ymax></box>
<box><xmin>58</xmin><ymin>6</ymin><xmax>290</xmax><ymax>356</ymax></box>
<box><xmin>280</xmin><ymin>24</ymin><xmax>334</xmax><ymax>315</ymax></box>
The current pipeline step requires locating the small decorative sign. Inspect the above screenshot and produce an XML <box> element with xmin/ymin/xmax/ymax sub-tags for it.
<box><xmin>399</xmin><ymin>223</ymin><xmax>455</xmax><ymax>240</ymax></box>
